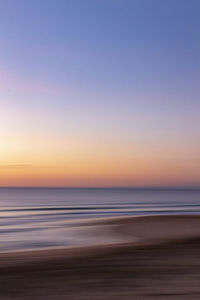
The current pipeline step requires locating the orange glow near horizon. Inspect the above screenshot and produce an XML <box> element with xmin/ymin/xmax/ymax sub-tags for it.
<box><xmin>0</xmin><ymin>131</ymin><xmax>200</xmax><ymax>187</ymax></box>
<box><xmin>1</xmin><ymin>97</ymin><xmax>200</xmax><ymax>188</ymax></box>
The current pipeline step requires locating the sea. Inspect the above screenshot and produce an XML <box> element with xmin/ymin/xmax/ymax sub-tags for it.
<box><xmin>0</xmin><ymin>188</ymin><xmax>200</xmax><ymax>252</ymax></box>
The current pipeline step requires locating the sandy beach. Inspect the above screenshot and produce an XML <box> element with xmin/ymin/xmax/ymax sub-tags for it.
<box><xmin>1</xmin><ymin>215</ymin><xmax>200</xmax><ymax>299</ymax></box>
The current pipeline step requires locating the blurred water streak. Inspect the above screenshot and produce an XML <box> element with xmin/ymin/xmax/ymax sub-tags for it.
<box><xmin>0</xmin><ymin>188</ymin><xmax>200</xmax><ymax>252</ymax></box>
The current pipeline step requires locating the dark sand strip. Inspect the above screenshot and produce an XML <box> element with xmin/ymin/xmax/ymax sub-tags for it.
<box><xmin>1</xmin><ymin>239</ymin><xmax>200</xmax><ymax>299</ymax></box>
<box><xmin>1</xmin><ymin>215</ymin><xmax>200</xmax><ymax>299</ymax></box>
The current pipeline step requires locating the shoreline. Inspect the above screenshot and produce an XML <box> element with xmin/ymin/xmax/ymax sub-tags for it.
<box><xmin>1</xmin><ymin>215</ymin><xmax>200</xmax><ymax>299</ymax></box>
<box><xmin>1</xmin><ymin>214</ymin><xmax>200</xmax><ymax>270</ymax></box>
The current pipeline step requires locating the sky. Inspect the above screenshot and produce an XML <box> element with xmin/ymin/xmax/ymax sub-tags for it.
<box><xmin>0</xmin><ymin>0</ymin><xmax>199</xmax><ymax>187</ymax></box>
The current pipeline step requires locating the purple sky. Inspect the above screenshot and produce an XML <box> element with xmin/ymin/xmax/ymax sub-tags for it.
<box><xmin>0</xmin><ymin>0</ymin><xmax>199</xmax><ymax>187</ymax></box>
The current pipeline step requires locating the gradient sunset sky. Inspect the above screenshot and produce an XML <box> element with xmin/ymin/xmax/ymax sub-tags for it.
<box><xmin>0</xmin><ymin>0</ymin><xmax>199</xmax><ymax>187</ymax></box>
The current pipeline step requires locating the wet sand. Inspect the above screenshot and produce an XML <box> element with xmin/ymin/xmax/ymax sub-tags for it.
<box><xmin>1</xmin><ymin>216</ymin><xmax>200</xmax><ymax>299</ymax></box>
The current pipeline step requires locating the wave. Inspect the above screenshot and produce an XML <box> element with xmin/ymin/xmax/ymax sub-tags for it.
<box><xmin>1</xmin><ymin>215</ymin><xmax>200</xmax><ymax>271</ymax></box>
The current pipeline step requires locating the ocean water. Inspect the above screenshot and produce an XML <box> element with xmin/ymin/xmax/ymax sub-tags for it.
<box><xmin>0</xmin><ymin>188</ymin><xmax>200</xmax><ymax>252</ymax></box>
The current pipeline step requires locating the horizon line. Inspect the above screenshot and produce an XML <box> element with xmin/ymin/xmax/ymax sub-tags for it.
<box><xmin>0</xmin><ymin>186</ymin><xmax>200</xmax><ymax>191</ymax></box>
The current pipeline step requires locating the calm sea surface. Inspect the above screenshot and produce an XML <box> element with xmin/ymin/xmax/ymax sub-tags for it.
<box><xmin>0</xmin><ymin>188</ymin><xmax>200</xmax><ymax>252</ymax></box>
